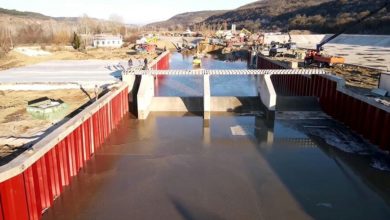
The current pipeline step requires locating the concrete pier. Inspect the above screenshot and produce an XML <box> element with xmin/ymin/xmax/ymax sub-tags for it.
<box><xmin>256</xmin><ymin>74</ymin><xmax>276</xmax><ymax>121</ymax></box>
<box><xmin>132</xmin><ymin>69</ymin><xmax>323</xmax><ymax>120</ymax></box>
<box><xmin>137</xmin><ymin>75</ymin><xmax>155</xmax><ymax>120</ymax></box>
<box><xmin>203</xmin><ymin>74</ymin><xmax>210</xmax><ymax>120</ymax></box>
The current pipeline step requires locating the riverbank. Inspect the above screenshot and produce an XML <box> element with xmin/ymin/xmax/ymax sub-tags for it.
<box><xmin>0</xmin><ymin>89</ymin><xmax>95</xmax><ymax>164</ymax></box>
<box><xmin>0</xmin><ymin>46</ymin><xmax>158</xmax><ymax>71</ymax></box>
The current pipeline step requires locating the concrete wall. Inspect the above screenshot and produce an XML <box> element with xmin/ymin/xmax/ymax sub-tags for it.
<box><xmin>150</xmin><ymin>97</ymin><xmax>203</xmax><ymax>112</ymax></box>
<box><xmin>257</xmin><ymin>75</ymin><xmax>276</xmax><ymax>111</ymax></box>
<box><xmin>150</xmin><ymin>96</ymin><xmax>261</xmax><ymax>113</ymax></box>
<box><xmin>137</xmin><ymin>75</ymin><xmax>155</xmax><ymax>119</ymax></box>
<box><xmin>135</xmin><ymin>51</ymin><xmax>171</xmax><ymax>119</ymax></box>
<box><xmin>380</xmin><ymin>73</ymin><xmax>390</xmax><ymax>93</ymax></box>
<box><xmin>204</xmin><ymin>75</ymin><xmax>210</xmax><ymax>120</ymax></box>
<box><xmin>210</xmin><ymin>97</ymin><xmax>261</xmax><ymax>112</ymax></box>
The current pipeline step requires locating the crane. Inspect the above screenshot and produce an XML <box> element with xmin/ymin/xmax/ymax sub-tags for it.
<box><xmin>269</xmin><ymin>30</ymin><xmax>296</xmax><ymax>57</ymax></box>
<box><xmin>304</xmin><ymin>2</ymin><xmax>390</xmax><ymax>68</ymax></box>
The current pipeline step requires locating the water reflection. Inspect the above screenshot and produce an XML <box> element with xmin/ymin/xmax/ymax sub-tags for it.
<box><xmin>42</xmin><ymin>112</ymin><xmax>390</xmax><ymax>220</ymax></box>
<box><xmin>155</xmin><ymin>52</ymin><xmax>257</xmax><ymax>97</ymax></box>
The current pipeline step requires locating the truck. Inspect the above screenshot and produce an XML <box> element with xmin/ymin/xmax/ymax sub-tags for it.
<box><xmin>304</xmin><ymin>2</ymin><xmax>389</xmax><ymax>68</ymax></box>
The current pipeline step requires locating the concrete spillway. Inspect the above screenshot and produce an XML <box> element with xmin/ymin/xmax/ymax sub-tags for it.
<box><xmin>41</xmin><ymin>113</ymin><xmax>390</xmax><ymax>220</ymax></box>
<box><xmin>41</xmin><ymin>52</ymin><xmax>390</xmax><ymax>220</ymax></box>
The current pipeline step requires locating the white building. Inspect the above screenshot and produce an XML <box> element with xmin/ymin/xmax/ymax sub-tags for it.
<box><xmin>93</xmin><ymin>34</ymin><xmax>123</xmax><ymax>48</ymax></box>
<box><xmin>231</xmin><ymin>24</ymin><xmax>236</xmax><ymax>33</ymax></box>
<box><xmin>183</xmin><ymin>28</ymin><xmax>195</xmax><ymax>37</ymax></box>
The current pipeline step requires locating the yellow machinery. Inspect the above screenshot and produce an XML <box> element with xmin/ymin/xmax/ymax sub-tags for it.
<box><xmin>240</xmin><ymin>28</ymin><xmax>252</xmax><ymax>36</ymax></box>
<box><xmin>192</xmin><ymin>56</ymin><xmax>202</xmax><ymax>67</ymax></box>
<box><xmin>146</xmin><ymin>36</ymin><xmax>158</xmax><ymax>44</ymax></box>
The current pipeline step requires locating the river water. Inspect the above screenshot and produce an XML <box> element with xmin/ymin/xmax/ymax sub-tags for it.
<box><xmin>155</xmin><ymin>52</ymin><xmax>257</xmax><ymax>96</ymax></box>
<box><xmin>42</xmin><ymin>53</ymin><xmax>390</xmax><ymax>220</ymax></box>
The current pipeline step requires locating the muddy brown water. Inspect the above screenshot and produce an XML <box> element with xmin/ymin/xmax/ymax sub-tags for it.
<box><xmin>42</xmin><ymin>53</ymin><xmax>390</xmax><ymax>220</ymax></box>
<box><xmin>42</xmin><ymin>113</ymin><xmax>390</xmax><ymax>220</ymax></box>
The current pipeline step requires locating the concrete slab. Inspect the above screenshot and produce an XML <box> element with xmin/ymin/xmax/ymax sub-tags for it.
<box><xmin>323</xmin><ymin>43</ymin><xmax>390</xmax><ymax>71</ymax></box>
<box><xmin>0</xmin><ymin>60</ymin><xmax>127</xmax><ymax>90</ymax></box>
<box><xmin>264</xmin><ymin>34</ymin><xmax>390</xmax><ymax>71</ymax></box>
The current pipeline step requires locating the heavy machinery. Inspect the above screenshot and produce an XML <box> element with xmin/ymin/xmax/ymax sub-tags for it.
<box><xmin>304</xmin><ymin>2</ymin><xmax>390</xmax><ymax>68</ymax></box>
<box><xmin>285</xmin><ymin>32</ymin><xmax>297</xmax><ymax>50</ymax></box>
<box><xmin>269</xmin><ymin>31</ymin><xmax>297</xmax><ymax>57</ymax></box>
<box><xmin>238</xmin><ymin>28</ymin><xmax>252</xmax><ymax>42</ymax></box>
<box><xmin>192</xmin><ymin>55</ymin><xmax>202</xmax><ymax>67</ymax></box>
<box><xmin>240</xmin><ymin>28</ymin><xmax>252</xmax><ymax>36</ymax></box>
<box><xmin>269</xmin><ymin>42</ymin><xmax>287</xmax><ymax>57</ymax></box>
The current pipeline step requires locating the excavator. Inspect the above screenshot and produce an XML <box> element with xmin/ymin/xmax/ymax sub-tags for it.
<box><xmin>286</xmin><ymin>31</ymin><xmax>297</xmax><ymax>50</ymax></box>
<box><xmin>304</xmin><ymin>2</ymin><xmax>390</xmax><ymax>68</ymax></box>
<box><xmin>240</xmin><ymin>28</ymin><xmax>252</xmax><ymax>36</ymax></box>
<box><xmin>269</xmin><ymin>30</ymin><xmax>297</xmax><ymax>57</ymax></box>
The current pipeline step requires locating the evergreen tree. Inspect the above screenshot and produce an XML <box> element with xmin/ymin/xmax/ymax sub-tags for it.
<box><xmin>72</xmin><ymin>32</ymin><xmax>81</xmax><ymax>50</ymax></box>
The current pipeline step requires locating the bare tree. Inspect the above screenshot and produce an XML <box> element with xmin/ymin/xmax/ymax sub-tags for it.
<box><xmin>80</xmin><ymin>14</ymin><xmax>93</xmax><ymax>35</ymax></box>
<box><xmin>0</xmin><ymin>26</ymin><xmax>12</xmax><ymax>57</ymax></box>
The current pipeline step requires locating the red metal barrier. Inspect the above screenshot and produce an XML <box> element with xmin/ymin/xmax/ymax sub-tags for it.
<box><xmin>156</xmin><ymin>52</ymin><xmax>170</xmax><ymax>70</ymax></box>
<box><xmin>260</xmin><ymin>56</ymin><xmax>390</xmax><ymax>152</ymax></box>
<box><xmin>151</xmin><ymin>52</ymin><xmax>170</xmax><ymax>94</ymax></box>
<box><xmin>0</xmin><ymin>86</ymin><xmax>129</xmax><ymax>220</ymax></box>
<box><xmin>150</xmin><ymin>52</ymin><xmax>170</xmax><ymax>71</ymax></box>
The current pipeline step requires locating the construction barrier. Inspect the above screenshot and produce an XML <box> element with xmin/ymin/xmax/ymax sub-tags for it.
<box><xmin>255</xmin><ymin>56</ymin><xmax>390</xmax><ymax>152</ymax></box>
<box><xmin>148</xmin><ymin>51</ymin><xmax>170</xmax><ymax>70</ymax></box>
<box><xmin>0</xmin><ymin>84</ymin><xmax>129</xmax><ymax>220</ymax></box>
<box><xmin>148</xmin><ymin>51</ymin><xmax>170</xmax><ymax>89</ymax></box>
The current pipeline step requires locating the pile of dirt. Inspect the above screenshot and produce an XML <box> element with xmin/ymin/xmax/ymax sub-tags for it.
<box><xmin>155</xmin><ymin>40</ymin><xmax>178</xmax><ymax>51</ymax></box>
<box><xmin>329</xmin><ymin>65</ymin><xmax>381</xmax><ymax>89</ymax></box>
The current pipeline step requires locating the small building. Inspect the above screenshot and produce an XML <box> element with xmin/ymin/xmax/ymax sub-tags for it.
<box><xmin>93</xmin><ymin>34</ymin><xmax>123</xmax><ymax>48</ymax></box>
<box><xmin>231</xmin><ymin>24</ymin><xmax>236</xmax><ymax>33</ymax></box>
<box><xmin>182</xmin><ymin>28</ymin><xmax>195</xmax><ymax>37</ymax></box>
<box><xmin>136</xmin><ymin>37</ymin><xmax>148</xmax><ymax>45</ymax></box>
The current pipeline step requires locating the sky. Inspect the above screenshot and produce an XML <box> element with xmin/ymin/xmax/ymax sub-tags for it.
<box><xmin>0</xmin><ymin>0</ymin><xmax>255</xmax><ymax>24</ymax></box>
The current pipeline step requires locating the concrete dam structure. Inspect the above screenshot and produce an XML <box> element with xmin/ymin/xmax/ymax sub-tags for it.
<box><xmin>0</xmin><ymin>51</ymin><xmax>390</xmax><ymax>220</ymax></box>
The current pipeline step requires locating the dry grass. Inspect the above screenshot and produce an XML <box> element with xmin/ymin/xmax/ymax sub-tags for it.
<box><xmin>329</xmin><ymin>65</ymin><xmax>381</xmax><ymax>89</ymax></box>
<box><xmin>0</xmin><ymin>46</ymin><xmax>158</xmax><ymax>70</ymax></box>
<box><xmin>0</xmin><ymin>89</ymin><xmax>95</xmax><ymax>159</ymax></box>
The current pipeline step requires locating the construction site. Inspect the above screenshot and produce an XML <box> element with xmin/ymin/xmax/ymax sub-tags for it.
<box><xmin>0</xmin><ymin>1</ymin><xmax>389</xmax><ymax>220</ymax></box>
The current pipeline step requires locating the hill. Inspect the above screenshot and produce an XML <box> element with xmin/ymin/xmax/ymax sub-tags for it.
<box><xmin>0</xmin><ymin>7</ymin><xmax>133</xmax><ymax>48</ymax></box>
<box><xmin>146</xmin><ymin>10</ymin><xmax>227</xmax><ymax>30</ymax></box>
<box><xmin>204</xmin><ymin>0</ymin><xmax>390</xmax><ymax>34</ymax></box>
<box><xmin>0</xmin><ymin>7</ymin><xmax>50</xmax><ymax>19</ymax></box>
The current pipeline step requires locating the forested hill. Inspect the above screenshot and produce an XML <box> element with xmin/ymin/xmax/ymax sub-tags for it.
<box><xmin>204</xmin><ymin>0</ymin><xmax>390</xmax><ymax>34</ymax></box>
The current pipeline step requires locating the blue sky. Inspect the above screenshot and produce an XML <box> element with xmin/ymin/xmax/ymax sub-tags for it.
<box><xmin>0</xmin><ymin>0</ymin><xmax>255</xmax><ymax>24</ymax></box>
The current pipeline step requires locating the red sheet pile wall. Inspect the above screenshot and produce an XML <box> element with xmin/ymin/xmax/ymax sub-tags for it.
<box><xmin>255</xmin><ymin>56</ymin><xmax>390</xmax><ymax>151</ymax></box>
<box><xmin>0</xmin><ymin>88</ymin><xmax>129</xmax><ymax>220</ymax></box>
<box><xmin>0</xmin><ymin>51</ymin><xmax>171</xmax><ymax>220</ymax></box>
